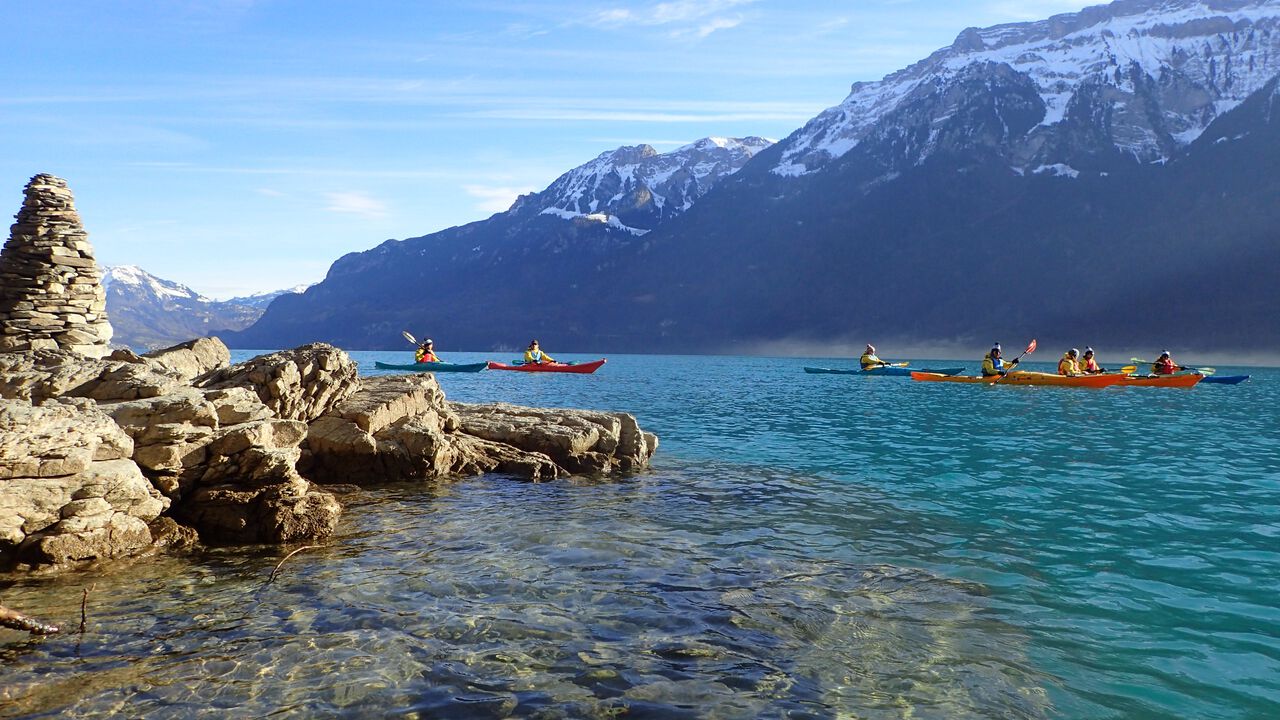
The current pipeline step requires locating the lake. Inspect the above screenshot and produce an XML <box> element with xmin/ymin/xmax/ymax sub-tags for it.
<box><xmin>2</xmin><ymin>351</ymin><xmax>1276</xmax><ymax>718</ymax></box>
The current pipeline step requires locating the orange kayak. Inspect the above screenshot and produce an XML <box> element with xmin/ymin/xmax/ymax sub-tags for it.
<box><xmin>910</xmin><ymin>370</ymin><xmax>1125</xmax><ymax>388</ymax></box>
<box><xmin>1117</xmin><ymin>373</ymin><xmax>1203</xmax><ymax>388</ymax></box>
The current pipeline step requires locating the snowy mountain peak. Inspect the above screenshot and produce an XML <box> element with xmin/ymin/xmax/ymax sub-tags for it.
<box><xmin>522</xmin><ymin>136</ymin><xmax>774</xmax><ymax>232</ymax></box>
<box><xmin>102</xmin><ymin>264</ymin><xmax>207</xmax><ymax>303</ymax></box>
<box><xmin>773</xmin><ymin>0</ymin><xmax>1280</xmax><ymax>177</ymax></box>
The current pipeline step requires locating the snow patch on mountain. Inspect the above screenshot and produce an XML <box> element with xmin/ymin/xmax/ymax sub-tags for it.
<box><xmin>102</xmin><ymin>265</ymin><xmax>208</xmax><ymax>303</ymax></box>
<box><xmin>773</xmin><ymin>0</ymin><xmax>1280</xmax><ymax>176</ymax></box>
<box><xmin>539</xmin><ymin>207</ymin><xmax>651</xmax><ymax>236</ymax></box>
<box><xmin>523</xmin><ymin>136</ymin><xmax>773</xmax><ymax>231</ymax></box>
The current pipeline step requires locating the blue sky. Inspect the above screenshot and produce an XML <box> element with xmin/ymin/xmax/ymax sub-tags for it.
<box><xmin>1</xmin><ymin>0</ymin><xmax>1093</xmax><ymax>298</ymax></box>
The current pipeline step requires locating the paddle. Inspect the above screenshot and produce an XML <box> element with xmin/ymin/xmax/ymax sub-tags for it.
<box><xmin>990</xmin><ymin>339</ymin><xmax>1036</xmax><ymax>385</ymax></box>
<box><xmin>1129</xmin><ymin>357</ymin><xmax>1215</xmax><ymax>375</ymax></box>
<box><xmin>402</xmin><ymin>330</ymin><xmax>417</xmax><ymax>345</ymax></box>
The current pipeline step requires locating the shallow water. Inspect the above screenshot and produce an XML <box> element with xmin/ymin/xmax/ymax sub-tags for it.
<box><xmin>2</xmin><ymin>352</ymin><xmax>1277</xmax><ymax>718</ymax></box>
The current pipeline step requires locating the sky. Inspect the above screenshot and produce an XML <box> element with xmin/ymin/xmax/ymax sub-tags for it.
<box><xmin>1</xmin><ymin>0</ymin><xmax>1095</xmax><ymax>299</ymax></box>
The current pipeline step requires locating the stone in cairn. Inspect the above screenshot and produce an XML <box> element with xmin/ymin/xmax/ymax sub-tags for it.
<box><xmin>0</xmin><ymin>174</ymin><xmax>112</xmax><ymax>358</ymax></box>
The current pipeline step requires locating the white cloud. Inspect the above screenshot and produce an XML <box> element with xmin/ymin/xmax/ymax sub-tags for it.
<box><xmin>590</xmin><ymin>0</ymin><xmax>756</xmax><ymax>38</ymax></box>
<box><xmin>323</xmin><ymin>191</ymin><xmax>388</xmax><ymax>220</ymax></box>
<box><xmin>464</xmin><ymin>184</ymin><xmax>536</xmax><ymax>214</ymax></box>
<box><xmin>255</xmin><ymin>187</ymin><xmax>284</xmax><ymax>197</ymax></box>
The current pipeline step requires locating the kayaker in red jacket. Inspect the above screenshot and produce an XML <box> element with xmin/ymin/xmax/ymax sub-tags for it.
<box><xmin>415</xmin><ymin>338</ymin><xmax>441</xmax><ymax>364</ymax></box>
<box><xmin>1080</xmin><ymin>347</ymin><xmax>1105</xmax><ymax>374</ymax></box>
<box><xmin>523</xmin><ymin>340</ymin><xmax>556</xmax><ymax>365</ymax></box>
<box><xmin>1152</xmin><ymin>351</ymin><xmax>1183</xmax><ymax>375</ymax></box>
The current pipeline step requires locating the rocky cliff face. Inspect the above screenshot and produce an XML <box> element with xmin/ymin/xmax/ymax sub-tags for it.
<box><xmin>0</xmin><ymin>174</ymin><xmax>113</xmax><ymax>357</ymax></box>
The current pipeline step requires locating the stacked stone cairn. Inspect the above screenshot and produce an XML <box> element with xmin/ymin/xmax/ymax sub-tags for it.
<box><xmin>0</xmin><ymin>174</ymin><xmax>112</xmax><ymax>358</ymax></box>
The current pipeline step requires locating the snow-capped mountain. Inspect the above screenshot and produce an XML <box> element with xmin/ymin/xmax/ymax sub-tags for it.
<box><xmin>772</xmin><ymin>0</ymin><xmax>1279</xmax><ymax>177</ymax></box>
<box><xmin>103</xmin><ymin>265</ymin><xmax>305</xmax><ymax>349</ymax></box>
<box><xmin>226</xmin><ymin>284</ymin><xmax>313</xmax><ymax>310</ymax></box>
<box><xmin>513</xmin><ymin>136</ymin><xmax>773</xmax><ymax>234</ymax></box>
<box><xmin>229</xmin><ymin>0</ymin><xmax>1280</xmax><ymax>354</ymax></box>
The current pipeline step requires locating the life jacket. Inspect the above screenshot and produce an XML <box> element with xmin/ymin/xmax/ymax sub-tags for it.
<box><xmin>1153</xmin><ymin>357</ymin><xmax>1176</xmax><ymax>375</ymax></box>
<box><xmin>860</xmin><ymin>352</ymin><xmax>882</xmax><ymax>369</ymax></box>
<box><xmin>982</xmin><ymin>353</ymin><xmax>1005</xmax><ymax>376</ymax></box>
<box><xmin>1058</xmin><ymin>354</ymin><xmax>1079</xmax><ymax>376</ymax></box>
<box><xmin>1081</xmin><ymin>356</ymin><xmax>1100</xmax><ymax>373</ymax></box>
<box><xmin>416</xmin><ymin>348</ymin><xmax>439</xmax><ymax>363</ymax></box>
<box><xmin>524</xmin><ymin>349</ymin><xmax>553</xmax><ymax>364</ymax></box>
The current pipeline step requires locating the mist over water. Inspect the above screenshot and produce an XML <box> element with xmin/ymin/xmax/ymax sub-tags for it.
<box><xmin>3</xmin><ymin>352</ymin><xmax>1277</xmax><ymax>718</ymax></box>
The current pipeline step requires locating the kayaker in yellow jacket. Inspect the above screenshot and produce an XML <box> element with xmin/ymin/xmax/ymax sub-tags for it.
<box><xmin>859</xmin><ymin>344</ymin><xmax>887</xmax><ymax>370</ymax></box>
<box><xmin>1057</xmin><ymin>348</ymin><xmax>1081</xmax><ymax>376</ymax></box>
<box><xmin>415</xmin><ymin>338</ymin><xmax>441</xmax><ymax>364</ymax></box>
<box><xmin>981</xmin><ymin>344</ymin><xmax>1019</xmax><ymax>377</ymax></box>
<box><xmin>523</xmin><ymin>339</ymin><xmax>556</xmax><ymax>365</ymax></box>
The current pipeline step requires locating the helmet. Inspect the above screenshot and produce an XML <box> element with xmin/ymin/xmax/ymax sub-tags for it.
<box><xmin>866</xmin><ymin>344</ymin><xmax>876</xmax><ymax>353</ymax></box>
<box><xmin>1069</xmin><ymin>348</ymin><xmax>1079</xmax><ymax>357</ymax></box>
<box><xmin>1084</xmin><ymin>347</ymin><xmax>1094</xmax><ymax>355</ymax></box>
<box><xmin>1159</xmin><ymin>350</ymin><xmax>1170</xmax><ymax>358</ymax></box>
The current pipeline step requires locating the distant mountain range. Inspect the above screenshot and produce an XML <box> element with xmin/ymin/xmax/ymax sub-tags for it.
<box><xmin>226</xmin><ymin>0</ymin><xmax>1280</xmax><ymax>355</ymax></box>
<box><xmin>102</xmin><ymin>265</ymin><xmax>306</xmax><ymax>350</ymax></box>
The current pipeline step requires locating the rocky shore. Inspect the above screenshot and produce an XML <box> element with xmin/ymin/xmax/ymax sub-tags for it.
<box><xmin>0</xmin><ymin>173</ymin><xmax>656</xmax><ymax>587</ymax></box>
<box><xmin>0</xmin><ymin>338</ymin><xmax>658</xmax><ymax>573</ymax></box>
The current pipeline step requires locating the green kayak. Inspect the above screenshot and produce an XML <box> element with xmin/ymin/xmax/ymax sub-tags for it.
<box><xmin>804</xmin><ymin>366</ymin><xmax>964</xmax><ymax>376</ymax></box>
<box><xmin>373</xmin><ymin>361</ymin><xmax>488</xmax><ymax>373</ymax></box>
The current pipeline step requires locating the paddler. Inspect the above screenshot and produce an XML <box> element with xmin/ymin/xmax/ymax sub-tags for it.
<box><xmin>415</xmin><ymin>338</ymin><xmax>441</xmax><ymax>364</ymax></box>
<box><xmin>859</xmin><ymin>344</ymin><xmax>887</xmax><ymax>370</ymax></box>
<box><xmin>981</xmin><ymin>343</ymin><xmax>1019</xmax><ymax>377</ymax></box>
<box><xmin>1152</xmin><ymin>351</ymin><xmax>1184</xmax><ymax>375</ymax></box>
<box><xmin>1080</xmin><ymin>347</ymin><xmax>1105</xmax><ymax>374</ymax></box>
<box><xmin>523</xmin><ymin>339</ymin><xmax>556</xmax><ymax>365</ymax></box>
<box><xmin>1057</xmin><ymin>348</ymin><xmax>1082</xmax><ymax>376</ymax></box>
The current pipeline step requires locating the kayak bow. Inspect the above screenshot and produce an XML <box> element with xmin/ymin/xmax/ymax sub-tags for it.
<box><xmin>804</xmin><ymin>366</ymin><xmax>964</xmax><ymax>376</ymax></box>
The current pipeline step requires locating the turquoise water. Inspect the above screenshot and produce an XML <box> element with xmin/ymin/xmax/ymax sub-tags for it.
<box><xmin>2</xmin><ymin>352</ymin><xmax>1277</xmax><ymax>718</ymax></box>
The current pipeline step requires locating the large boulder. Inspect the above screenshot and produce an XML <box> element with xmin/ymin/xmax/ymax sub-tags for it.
<box><xmin>452</xmin><ymin>403</ymin><xmax>658</xmax><ymax>475</ymax></box>
<box><xmin>0</xmin><ymin>398</ymin><xmax>168</xmax><ymax>570</ymax></box>
<box><xmin>144</xmin><ymin>337</ymin><xmax>231</xmax><ymax>381</ymax></box>
<box><xmin>199</xmin><ymin>343</ymin><xmax>359</xmax><ymax>422</ymax></box>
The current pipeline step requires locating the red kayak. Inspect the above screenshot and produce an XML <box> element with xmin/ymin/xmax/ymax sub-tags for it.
<box><xmin>486</xmin><ymin>359</ymin><xmax>607</xmax><ymax>374</ymax></box>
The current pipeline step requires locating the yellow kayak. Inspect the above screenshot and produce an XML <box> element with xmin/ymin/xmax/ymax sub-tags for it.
<box><xmin>910</xmin><ymin>370</ymin><xmax>1126</xmax><ymax>388</ymax></box>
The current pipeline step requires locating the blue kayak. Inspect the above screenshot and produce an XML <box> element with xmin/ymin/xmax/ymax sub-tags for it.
<box><xmin>374</xmin><ymin>361</ymin><xmax>488</xmax><ymax>373</ymax></box>
<box><xmin>1199</xmin><ymin>375</ymin><xmax>1250</xmax><ymax>385</ymax></box>
<box><xmin>804</xmin><ymin>366</ymin><xmax>965</xmax><ymax>377</ymax></box>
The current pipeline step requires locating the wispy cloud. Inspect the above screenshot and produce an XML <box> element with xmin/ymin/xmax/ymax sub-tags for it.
<box><xmin>464</xmin><ymin>184</ymin><xmax>536</xmax><ymax>214</ymax></box>
<box><xmin>255</xmin><ymin>187</ymin><xmax>285</xmax><ymax>197</ymax></box>
<box><xmin>590</xmin><ymin>0</ymin><xmax>757</xmax><ymax>38</ymax></box>
<box><xmin>323</xmin><ymin>191</ymin><xmax>388</xmax><ymax>220</ymax></box>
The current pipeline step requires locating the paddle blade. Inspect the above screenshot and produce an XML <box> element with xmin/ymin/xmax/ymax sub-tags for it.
<box><xmin>1024</xmin><ymin>339</ymin><xmax>1037</xmax><ymax>355</ymax></box>
<box><xmin>1119</xmin><ymin>365</ymin><xmax>1137</xmax><ymax>375</ymax></box>
<box><xmin>1130</xmin><ymin>357</ymin><xmax>1147</xmax><ymax>364</ymax></box>
<box><xmin>402</xmin><ymin>330</ymin><xmax>417</xmax><ymax>345</ymax></box>
<box><xmin>892</xmin><ymin>362</ymin><xmax>910</xmax><ymax>367</ymax></box>
<box><xmin>1196</xmin><ymin>367</ymin><xmax>1216</xmax><ymax>375</ymax></box>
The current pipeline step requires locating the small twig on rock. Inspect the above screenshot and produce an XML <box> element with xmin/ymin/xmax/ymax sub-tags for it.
<box><xmin>267</xmin><ymin>545</ymin><xmax>320</xmax><ymax>584</ymax></box>
<box><xmin>79</xmin><ymin>583</ymin><xmax>96</xmax><ymax>634</ymax></box>
<box><xmin>0</xmin><ymin>604</ymin><xmax>61</xmax><ymax>635</ymax></box>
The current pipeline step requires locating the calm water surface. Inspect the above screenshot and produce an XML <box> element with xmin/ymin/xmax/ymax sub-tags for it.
<box><xmin>2</xmin><ymin>352</ymin><xmax>1277</xmax><ymax>718</ymax></box>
